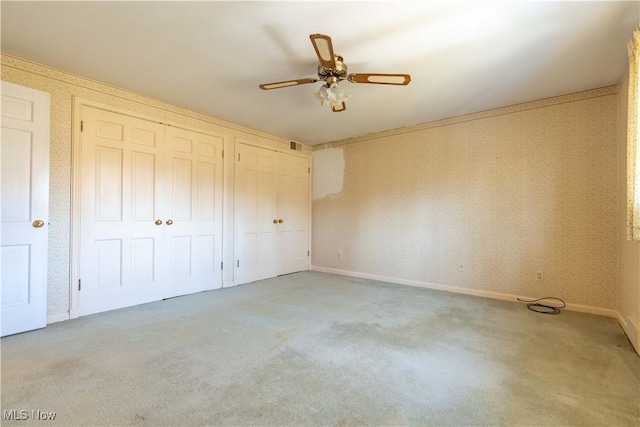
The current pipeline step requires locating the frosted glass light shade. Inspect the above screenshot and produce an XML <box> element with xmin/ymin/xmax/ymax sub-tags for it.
<box><xmin>313</xmin><ymin>83</ymin><xmax>350</xmax><ymax>110</ymax></box>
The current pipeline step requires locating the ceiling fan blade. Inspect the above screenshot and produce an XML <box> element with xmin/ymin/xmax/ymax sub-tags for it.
<box><xmin>348</xmin><ymin>73</ymin><xmax>411</xmax><ymax>85</ymax></box>
<box><xmin>331</xmin><ymin>102</ymin><xmax>346</xmax><ymax>113</ymax></box>
<box><xmin>259</xmin><ymin>78</ymin><xmax>318</xmax><ymax>90</ymax></box>
<box><xmin>310</xmin><ymin>34</ymin><xmax>337</xmax><ymax>69</ymax></box>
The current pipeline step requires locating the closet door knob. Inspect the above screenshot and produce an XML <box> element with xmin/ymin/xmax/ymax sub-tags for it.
<box><xmin>273</xmin><ymin>219</ymin><xmax>278</xmax><ymax>224</ymax></box>
<box><xmin>32</xmin><ymin>220</ymin><xmax>45</xmax><ymax>228</ymax></box>
<box><xmin>155</xmin><ymin>219</ymin><xmax>163</xmax><ymax>225</ymax></box>
<box><xmin>166</xmin><ymin>219</ymin><xmax>173</xmax><ymax>225</ymax></box>
<box><xmin>278</xmin><ymin>219</ymin><xmax>283</xmax><ymax>223</ymax></box>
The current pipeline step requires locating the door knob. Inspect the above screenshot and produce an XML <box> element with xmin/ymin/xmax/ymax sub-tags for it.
<box><xmin>166</xmin><ymin>219</ymin><xmax>173</xmax><ymax>225</ymax></box>
<box><xmin>278</xmin><ymin>219</ymin><xmax>283</xmax><ymax>223</ymax></box>
<box><xmin>273</xmin><ymin>219</ymin><xmax>278</xmax><ymax>224</ymax></box>
<box><xmin>155</xmin><ymin>219</ymin><xmax>163</xmax><ymax>225</ymax></box>
<box><xmin>32</xmin><ymin>219</ymin><xmax>45</xmax><ymax>228</ymax></box>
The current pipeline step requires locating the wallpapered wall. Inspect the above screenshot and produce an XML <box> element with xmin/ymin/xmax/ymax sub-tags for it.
<box><xmin>1</xmin><ymin>54</ymin><xmax>311</xmax><ymax>319</ymax></box>
<box><xmin>312</xmin><ymin>87</ymin><xmax>619</xmax><ymax>309</ymax></box>
<box><xmin>617</xmin><ymin>69</ymin><xmax>640</xmax><ymax>348</ymax></box>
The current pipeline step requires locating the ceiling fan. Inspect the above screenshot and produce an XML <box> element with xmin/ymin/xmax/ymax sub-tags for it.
<box><xmin>259</xmin><ymin>33</ymin><xmax>411</xmax><ymax>112</ymax></box>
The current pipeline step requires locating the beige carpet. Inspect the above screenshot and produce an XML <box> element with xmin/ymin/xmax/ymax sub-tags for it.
<box><xmin>1</xmin><ymin>271</ymin><xmax>638</xmax><ymax>426</ymax></box>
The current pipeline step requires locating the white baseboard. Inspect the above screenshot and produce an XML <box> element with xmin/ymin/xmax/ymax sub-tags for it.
<box><xmin>562</xmin><ymin>302</ymin><xmax>618</xmax><ymax>318</ymax></box>
<box><xmin>311</xmin><ymin>265</ymin><xmax>619</xmax><ymax>318</ymax></box>
<box><xmin>47</xmin><ymin>312</ymin><xmax>70</xmax><ymax>324</ymax></box>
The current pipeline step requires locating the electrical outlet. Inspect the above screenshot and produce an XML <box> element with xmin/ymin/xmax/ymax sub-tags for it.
<box><xmin>536</xmin><ymin>271</ymin><xmax>544</xmax><ymax>281</ymax></box>
<box><xmin>337</xmin><ymin>250</ymin><xmax>342</xmax><ymax>258</ymax></box>
<box><xmin>458</xmin><ymin>263</ymin><xmax>465</xmax><ymax>272</ymax></box>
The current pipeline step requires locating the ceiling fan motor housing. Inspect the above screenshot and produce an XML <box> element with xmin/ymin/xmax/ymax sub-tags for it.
<box><xmin>318</xmin><ymin>56</ymin><xmax>348</xmax><ymax>85</ymax></box>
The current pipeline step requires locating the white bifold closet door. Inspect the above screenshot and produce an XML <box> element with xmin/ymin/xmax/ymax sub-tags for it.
<box><xmin>235</xmin><ymin>143</ymin><xmax>310</xmax><ymax>285</ymax></box>
<box><xmin>78</xmin><ymin>106</ymin><xmax>223</xmax><ymax>316</ymax></box>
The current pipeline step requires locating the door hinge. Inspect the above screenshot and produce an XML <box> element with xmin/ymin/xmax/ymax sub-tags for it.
<box><xmin>308</xmin><ymin>250</ymin><xmax>310</xmax><ymax>256</ymax></box>
<box><xmin>221</xmin><ymin>262</ymin><xmax>223</xmax><ymax>270</ymax></box>
<box><xmin>238</xmin><ymin>153</ymin><xmax>241</xmax><ymax>161</ymax></box>
<box><xmin>237</xmin><ymin>260</ymin><xmax>240</xmax><ymax>268</ymax></box>
<box><xmin>222</xmin><ymin>149</ymin><xmax>224</xmax><ymax>159</ymax></box>
<box><xmin>308</xmin><ymin>167</ymin><xmax>310</xmax><ymax>174</ymax></box>
<box><xmin>78</xmin><ymin>279</ymin><xmax>82</xmax><ymax>291</ymax></box>
<box><xmin>80</xmin><ymin>121</ymin><xmax>84</xmax><ymax>132</ymax></box>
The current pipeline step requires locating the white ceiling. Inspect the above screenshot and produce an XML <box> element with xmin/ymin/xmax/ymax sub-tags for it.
<box><xmin>1</xmin><ymin>1</ymin><xmax>638</xmax><ymax>145</ymax></box>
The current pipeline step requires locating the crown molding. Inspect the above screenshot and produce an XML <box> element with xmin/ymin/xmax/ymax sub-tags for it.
<box><xmin>316</xmin><ymin>85</ymin><xmax>618</xmax><ymax>150</ymax></box>
<box><xmin>0</xmin><ymin>53</ymin><xmax>312</xmax><ymax>153</ymax></box>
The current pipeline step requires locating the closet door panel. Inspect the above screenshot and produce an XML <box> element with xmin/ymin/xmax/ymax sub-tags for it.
<box><xmin>235</xmin><ymin>144</ymin><xmax>278</xmax><ymax>285</ymax></box>
<box><xmin>79</xmin><ymin>107</ymin><xmax>165</xmax><ymax>316</ymax></box>
<box><xmin>165</xmin><ymin>126</ymin><xmax>224</xmax><ymax>297</ymax></box>
<box><xmin>278</xmin><ymin>153</ymin><xmax>310</xmax><ymax>275</ymax></box>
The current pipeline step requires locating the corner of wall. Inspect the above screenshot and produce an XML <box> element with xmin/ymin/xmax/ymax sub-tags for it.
<box><xmin>616</xmin><ymin>310</ymin><xmax>639</xmax><ymax>354</ymax></box>
<box><xmin>616</xmin><ymin>60</ymin><xmax>640</xmax><ymax>357</ymax></box>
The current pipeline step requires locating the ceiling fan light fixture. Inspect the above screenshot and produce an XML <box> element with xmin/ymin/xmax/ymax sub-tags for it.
<box><xmin>313</xmin><ymin>82</ymin><xmax>350</xmax><ymax>110</ymax></box>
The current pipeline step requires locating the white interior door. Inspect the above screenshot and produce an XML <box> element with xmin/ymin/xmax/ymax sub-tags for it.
<box><xmin>79</xmin><ymin>106</ymin><xmax>166</xmax><ymax>316</ymax></box>
<box><xmin>235</xmin><ymin>144</ymin><xmax>278</xmax><ymax>285</ymax></box>
<box><xmin>164</xmin><ymin>126</ymin><xmax>224</xmax><ymax>298</ymax></box>
<box><xmin>277</xmin><ymin>153</ymin><xmax>310</xmax><ymax>275</ymax></box>
<box><xmin>1</xmin><ymin>82</ymin><xmax>50</xmax><ymax>337</ymax></box>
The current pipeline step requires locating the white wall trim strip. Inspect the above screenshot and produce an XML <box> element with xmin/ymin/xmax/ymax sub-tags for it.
<box><xmin>616</xmin><ymin>311</ymin><xmax>640</xmax><ymax>355</ymax></box>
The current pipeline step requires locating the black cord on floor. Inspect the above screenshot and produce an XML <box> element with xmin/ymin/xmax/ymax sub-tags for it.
<box><xmin>517</xmin><ymin>297</ymin><xmax>566</xmax><ymax>314</ymax></box>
